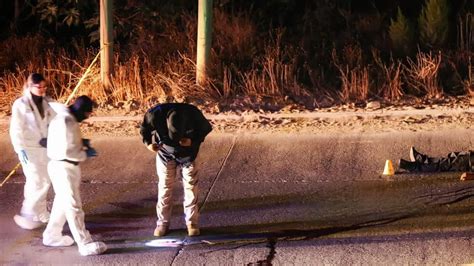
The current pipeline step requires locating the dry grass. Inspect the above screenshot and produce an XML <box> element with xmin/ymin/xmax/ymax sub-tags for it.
<box><xmin>0</xmin><ymin>47</ymin><xmax>98</xmax><ymax>104</ymax></box>
<box><xmin>405</xmin><ymin>51</ymin><xmax>442</xmax><ymax>98</ymax></box>
<box><xmin>0</xmin><ymin>42</ymin><xmax>216</xmax><ymax>110</ymax></box>
<box><xmin>467</xmin><ymin>56</ymin><xmax>474</xmax><ymax>94</ymax></box>
<box><xmin>238</xmin><ymin>44</ymin><xmax>305</xmax><ymax>98</ymax></box>
<box><xmin>332</xmin><ymin>48</ymin><xmax>370</xmax><ymax>102</ymax></box>
<box><xmin>373</xmin><ymin>51</ymin><xmax>403</xmax><ymax>100</ymax></box>
<box><xmin>0</xmin><ymin>44</ymin><xmax>447</xmax><ymax>111</ymax></box>
<box><xmin>0</xmin><ymin>67</ymin><xmax>27</xmax><ymax>109</ymax></box>
<box><xmin>0</xmin><ymin>19</ymin><xmax>471</xmax><ymax>112</ymax></box>
<box><xmin>113</xmin><ymin>55</ymin><xmax>144</xmax><ymax>102</ymax></box>
<box><xmin>460</xmin><ymin>13</ymin><xmax>474</xmax><ymax>95</ymax></box>
<box><xmin>239</xmin><ymin>56</ymin><xmax>294</xmax><ymax>96</ymax></box>
<box><xmin>337</xmin><ymin>66</ymin><xmax>370</xmax><ymax>103</ymax></box>
<box><xmin>381</xmin><ymin>61</ymin><xmax>403</xmax><ymax>100</ymax></box>
<box><xmin>221</xmin><ymin>66</ymin><xmax>233</xmax><ymax>98</ymax></box>
<box><xmin>213</xmin><ymin>9</ymin><xmax>257</xmax><ymax>67</ymax></box>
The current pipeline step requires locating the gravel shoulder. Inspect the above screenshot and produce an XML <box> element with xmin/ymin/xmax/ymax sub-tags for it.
<box><xmin>0</xmin><ymin>99</ymin><xmax>473</xmax><ymax>137</ymax></box>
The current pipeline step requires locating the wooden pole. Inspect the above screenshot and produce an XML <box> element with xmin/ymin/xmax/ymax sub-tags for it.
<box><xmin>196</xmin><ymin>0</ymin><xmax>213</xmax><ymax>85</ymax></box>
<box><xmin>100</xmin><ymin>0</ymin><xmax>114</xmax><ymax>90</ymax></box>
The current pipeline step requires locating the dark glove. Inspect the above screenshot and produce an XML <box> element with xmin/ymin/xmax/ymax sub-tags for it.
<box><xmin>82</xmin><ymin>138</ymin><xmax>91</xmax><ymax>148</ymax></box>
<box><xmin>86</xmin><ymin>147</ymin><xmax>97</xmax><ymax>157</ymax></box>
<box><xmin>39</xmin><ymin>138</ymin><xmax>47</xmax><ymax>148</ymax></box>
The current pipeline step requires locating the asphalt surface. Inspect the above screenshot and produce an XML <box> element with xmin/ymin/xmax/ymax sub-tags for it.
<box><xmin>1</xmin><ymin>129</ymin><xmax>474</xmax><ymax>265</ymax></box>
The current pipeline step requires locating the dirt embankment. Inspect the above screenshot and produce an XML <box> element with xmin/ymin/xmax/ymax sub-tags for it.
<box><xmin>0</xmin><ymin>97</ymin><xmax>473</xmax><ymax>137</ymax></box>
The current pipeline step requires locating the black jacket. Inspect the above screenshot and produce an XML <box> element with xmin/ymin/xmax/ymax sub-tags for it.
<box><xmin>140</xmin><ymin>103</ymin><xmax>212</xmax><ymax>163</ymax></box>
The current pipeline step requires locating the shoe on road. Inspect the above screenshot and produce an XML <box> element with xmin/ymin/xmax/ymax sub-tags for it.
<box><xmin>43</xmin><ymin>235</ymin><xmax>75</xmax><ymax>247</ymax></box>
<box><xmin>79</xmin><ymin>241</ymin><xmax>107</xmax><ymax>256</ymax></box>
<box><xmin>187</xmin><ymin>224</ymin><xmax>200</xmax><ymax>236</ymax></box>
<box><xmin>154</xmin><ymin>224</ymin><xmax>169</xmax><ymax>237</ymax></box>
<box><xmin>13</xmin><ymin>214</ymin><xmax>45</xmax><ymax>230</ymax></box>
<box><xmin>399</xmin><ymin>159</ymin><xmax>419</xmax><ymax>172</ymax></box>
<box><xmin>410</xmin><ymin>146</ymin><xmax>426</xmax><ymax>163</ymax></box>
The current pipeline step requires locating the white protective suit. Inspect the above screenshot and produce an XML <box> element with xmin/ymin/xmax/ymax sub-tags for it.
<box><xmin>43</xmin><ymin>103</ymin><xmax>105</xmax><ymax>255</ymax></box>
<box><xmin>9</xmin><ymin>92</ymin><xmax>56</xmax><ymax>223</ymax></box>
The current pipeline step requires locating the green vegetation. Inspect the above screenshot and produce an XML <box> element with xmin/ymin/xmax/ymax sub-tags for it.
<box><xmin>418</xmin><ymin>0</ymin><xmax>450</xmax><ymax>49</ymax></box>
<box><xmin>390</xmin><ymin>8</ymin><xmax>415</xmax><ymax>57</ymax></box>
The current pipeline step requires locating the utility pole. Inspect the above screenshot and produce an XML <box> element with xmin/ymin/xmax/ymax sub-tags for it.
<box><xmin>100</xmin><ymin>0</ymin><xmax>114</xmax><ymax>90</ymax></box>
<box><xmin>196</xmin><ymin>0</ymin><xmax>213</xmax><ymax>85</ymax></box>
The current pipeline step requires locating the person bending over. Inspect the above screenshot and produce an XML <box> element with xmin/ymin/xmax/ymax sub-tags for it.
<box><xmin>140</xmin><ymin>103</ymin><xmax>212</xmax><ymax>237</ymax></box>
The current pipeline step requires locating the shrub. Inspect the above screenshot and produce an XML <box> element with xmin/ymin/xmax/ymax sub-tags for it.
<box><xmin>405</xmin><ymin>51</ymin><xmax>442</xmax><ymax>98</ymax></box>
<box><xmin>389</xmin><ymin>7</ymin><xmax>415</xmax><ymax>57</ymax></box>
<box><xmin>332</xmin><ymin>47</ymin><xmax>371</xmax><ymax>103</ymax></box>
<box><xmin>418</xmin><ymin>0</ymin><xmax>449</xmax><ymax>49</ymax></box>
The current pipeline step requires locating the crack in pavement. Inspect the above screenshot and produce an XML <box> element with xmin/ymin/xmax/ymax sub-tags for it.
<box><xmin>247</xmin><ymin>238</ymin><xmax>277</xmax><ymax>266</ymax></box>
<box><xmin>170</xmin><ymin>243</ymin><xmax>185</xmax><ymax>266</ymax></box>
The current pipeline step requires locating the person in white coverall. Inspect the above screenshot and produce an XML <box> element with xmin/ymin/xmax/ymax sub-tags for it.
<box><xmin>42</xmin><ymin>95</ymin><xmax>107</xmax><ymax>256</ymax></box>
<box><xmin>9</xmin><ymin>73</ymin><xmax>56</xmax><ymax>230</ymax></box>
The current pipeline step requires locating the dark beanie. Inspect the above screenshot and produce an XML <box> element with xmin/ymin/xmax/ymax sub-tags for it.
<box><xmin>28</xmin><ymin>73</ymin><xmax>45</xmax><ymax>84</ymax></box>
<box><xmin>69</xmin><ymin>95</ymin><xmax>95</xmax><ymax>122</ymax></box>
<box><xmin>71</xmin><ymin>95</ymin><xmax>95</xmax><ymax>113</ymax></box>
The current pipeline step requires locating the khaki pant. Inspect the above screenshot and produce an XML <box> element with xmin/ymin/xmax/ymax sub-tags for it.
<box><xmin>155</xmin><ymin>154</ymin><xmax>199</xmax><ymax>226</ymax></box>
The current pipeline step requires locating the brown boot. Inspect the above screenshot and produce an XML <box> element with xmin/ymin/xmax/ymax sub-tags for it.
<box><xmin>153</xmin><ymin>224</ymin><xmax>169</xmax><ymax>237</ymax></box>
<box><xmin>187</xmin><ymin>224</ymin><xmax>200</xmax><ymax>236</ymax></box>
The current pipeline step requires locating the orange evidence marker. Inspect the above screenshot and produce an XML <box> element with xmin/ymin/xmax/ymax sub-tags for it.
<box><xmin>460</xmin><ymin>172</ymin><xmax>474</xmax><ymax>181</ymax></box>
<box><xmin>382</xmin><ymin>160</ymin><xmax>395</xmax><ymax>176</ymax></box>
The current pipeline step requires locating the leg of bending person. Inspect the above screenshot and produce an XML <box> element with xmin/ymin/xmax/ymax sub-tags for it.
<box><xmin>154</xmin><ymin>153</ymin><xmax>177</xmax><ymax>236</ymax></box>
<box><xmin>182</xmin><ymin>161</ymin><xmax>199</xmax><ymax>236</ymax></box>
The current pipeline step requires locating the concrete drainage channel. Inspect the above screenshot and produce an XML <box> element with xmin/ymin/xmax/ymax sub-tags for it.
<box><xmin>1</xmin><ymin>130</ymin><xmax>473</xmax><ymax>185</ymax></box>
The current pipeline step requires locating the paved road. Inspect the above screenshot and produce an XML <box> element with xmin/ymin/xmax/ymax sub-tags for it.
<box><xmin>1</xmin><ymin>130</ymin><xmax>474</xmax><ymax>264</ymax></box>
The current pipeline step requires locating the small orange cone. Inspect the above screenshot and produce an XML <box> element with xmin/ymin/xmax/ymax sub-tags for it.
<box><xmin>460</xmin><ymin>172</ymin><xmax>474</xmax><ymax>181</ymax></box>
<box><xmin>382</xmin><ymin>160</ymin><xmax>394</xmax><ymax>176</ymax></box>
